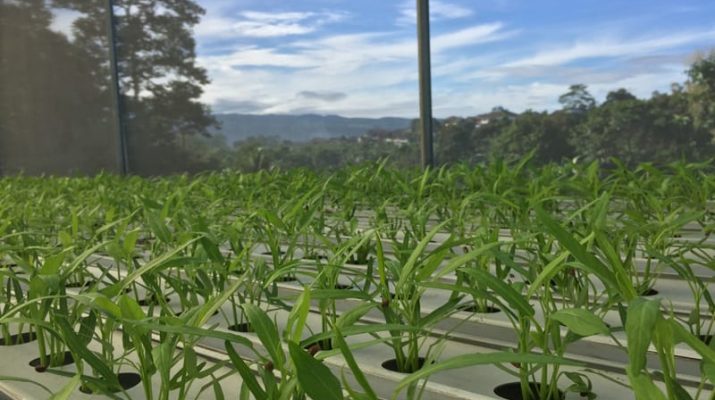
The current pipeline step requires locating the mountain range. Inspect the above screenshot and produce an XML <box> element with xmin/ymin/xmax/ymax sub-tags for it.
<box><xmin>212</xmin><ymin>113</ymin><xmax>413</xmax><ymax>143</ymax></box>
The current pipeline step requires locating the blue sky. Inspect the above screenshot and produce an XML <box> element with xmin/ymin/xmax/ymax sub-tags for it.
<box><xmin>66</xmin><ymin>0</ymin><xmax>715</xmax><ymax>118</ymax></box>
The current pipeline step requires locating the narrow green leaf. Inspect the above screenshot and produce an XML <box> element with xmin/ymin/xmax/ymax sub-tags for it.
<box><xmin>288</xmin><ymin>341</ymin><xmax>343</xmax><ymax>400</ymax></box>
<box><xmin>332</xmin><ymin>324</ymin><xmax>378</xmax><ymax>400</ymax></box>
<box><xmin>393</xmin><ymin>352</ymin><xmax>579</xmax><ymax>397</ymax></box>
<box><xmin>225</xmin><ymin>341</ymin><xmax>267</xmax><ymax>400</ymax></box>
<box><xmin>626</xmin><ymin>298</ymin><xmax>661</xmax><ymax>373</ymax></box>
<box><xmin>535</xmin><ymin>206</ymin><xmax>621</xmax><ymax>294</ymax></box>
<box><xmin>461</xmin><ymin>267</ymin><xmax>534</xmax><ymax>316</ymax></box>
<box><xmin>551</xmin><ymin>308</ymin><xmax>609</xmax><ymax>337</ymax></box>
<box><xmin>242</xmin><ymin>304</ymin><xmax>285</xmax><ymax>370</ymax></box>
<box><xmin>627</xmin><ymin>369</ymin><xmax>667</xmax><ymax>400</ymax></box>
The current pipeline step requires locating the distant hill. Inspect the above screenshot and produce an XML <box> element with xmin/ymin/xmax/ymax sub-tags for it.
<box><xmin>212</xmin><ymin>114</ymin><xmax>413</xmax><ymax>143</ymax></box>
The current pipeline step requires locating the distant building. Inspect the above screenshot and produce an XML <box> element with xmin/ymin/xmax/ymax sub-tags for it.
<box><xmin>385</xmin><ymin>138</ymin><xmax>410</xmax><ymax>147</ymax></box>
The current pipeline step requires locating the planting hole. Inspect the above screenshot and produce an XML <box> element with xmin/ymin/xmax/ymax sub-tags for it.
<box><xmin>304</xmin><ymin>340</ymin><xmax>332</xmax><ymax>352</ymax></box>
<box><xmin>29</xmin><ymin>351</ymin><xmax>74</xmax><ymax>371</ymax></box>
<box><xmin>138</xmin><ymin>296</ymin><xmax>170</xmax><ymax>306</ymax></box>
<box><xmin>493</xmin><ymin>382</ymin><xmax>564</xmax><ymax>400</ymax></box>
<box><xmin>459</xmin><ymin>304</ymin><xmax>501</xmax><ymax>314</ymax></box>
<box><xmin>700</xmin><ymin>335</ymin><xmax>713</xmax><ymax>345</ymax></box>
<box><xmin>334</xmin><ymin>283</ymin><xmax>353</xmax><ymax>290</ymax></box>
<box><xmin>66</xmin><ymin>280</ymin><xmax>96</xmax><ymax>289</ymax></box>
<box><xmin>276</xmin><ymin>275</ymin><xmax>299</xmax><ymax>283</ymax></box>
<box><xmin>0</xmin><ymin>332</ymin><xmax>37</xmax><ymax>346</ymax></box>
<box><xmin>640</xmin><ymin>288</ymin><xmax>659</xmax><ymax>297</ymax></box>
<box><xmin>80</xmin><ymin>372</ymin><xmax>141</xmax><ymax>394</ymax></box>
<box><xmin>381</xmin><ymin>357</ymin><xmax>429</xmax><ymax>374</ymax></box>
<box><xmin>262</xmin><ymin>251</ymin><xmax>285</xmax><ymax>256</ymax></box>
<box><xmin>228</xmin><ymin>322</ymin><xmax>253</xmax><ymax>333</ymax></box>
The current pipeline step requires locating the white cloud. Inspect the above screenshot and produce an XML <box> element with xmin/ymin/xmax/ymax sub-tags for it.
<box><xmin>433</xmin><ymin>23</ymin><xmax>515</xmax><ymax>51</ymax></box>
<box><xmin>49</xmin><ymin>9</ymin><xmax>83</xmax><ymax>41</ymax></box>
<box><xmin>195</xmin><ymin>10</ymin><xmax>347</xmax><ymax>39</ymax></box>
<box><xmin>198</xmin><ymin>22</ymin><xmax>512</xmax><ymax>118</ymax></box>
<box><xmin>397</xmin><ymin>0</ymin><xmax>473</xmax><ymax>25</ymax></box>
<box><xmin>192</xmin><ymin>1</ymin><xmax>706</xmax><ymax>118</ymax></box>
<box><xmin>506</xmin><ymin>30</ymin><xmax>715</xmax><ymax>67</ymax></box>
<box><xmin>434</xmin><ymin>66</ymin><xmax>688</xmax><ymax>117</ymax></box>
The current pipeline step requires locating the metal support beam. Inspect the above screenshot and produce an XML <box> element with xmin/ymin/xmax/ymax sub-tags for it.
<box><xmin>107</xmin><ymin>0</ymin><xmax>129</xmax><ymax>175</ymax></box>
<box><xmin>416</xmin><ymin>0</ymin><xmax>434</xmax><ymax>169</ymax></box>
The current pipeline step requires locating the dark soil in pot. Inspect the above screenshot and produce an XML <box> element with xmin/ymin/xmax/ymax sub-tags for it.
<box><xmin>348</xmin><ymin>257</ymin><xmax>371</xmax><ymax>265</ymax></box>
<box><xmin>0</xmin><ymin>332</ymin><xmax>37</xmax><ymax>346</ymax></box>
<box><xmin>334</xmin><ymin>283</ymin><xmax>353</xmax><ymax>290</ymax></box>
<box><xmin>0</xmin><ymin>264</ymin><xmax>25</xmax><ymax>275</ymax></box>
<box><xmin>138</xmin><ymin>295</ymin><xmax>171</xmax><ymax>306</ymax></box>
<box><xmin>459</xmin><ymin>304</ymin><xmax>501</xmax><ymax>314</ymax></box>
<box><xmin>29</xmin><ymin>351</ymin><xmax>74</xmax><ymax>371</ymax></box>
<box><xmin>228</xmin><ymin>322</ymin><xmax>253</xmax><ymax>333</ymax></box>
<box><xmin>173</xmin><ymin>309</ymin><xmax>219</xmax><ymax>317</ymax></box>
<box><xmin>381</xmin><ymin>357</ymin><xmax>430</xmax><ymax>374</ymax></box>
<box><xmin>80</xmin><ymin>372</ymin><xmax>141</xmax><ymax>394</ymax></box>
<box><xmin>262</xmin><ymin>251</ymin><xmax>286</xmax><ymax>256</ymax></box>
<box><xmin>66</xmin><ymin>279</ymin><xmax>96</xmax><ymax>289</ymax></box>
<box><xmin>304</xmin><ymin>340</ymin><xmax>332</xmax><ymax>352</ymax></box>
<box><xmin>493</xmin><ymin>382</ymin><xmax>564</xmax><ymax>400</ymax></box>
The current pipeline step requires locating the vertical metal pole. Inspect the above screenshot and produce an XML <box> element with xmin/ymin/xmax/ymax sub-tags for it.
<box><xmin>416</xmin><ymin>0</ymin><xmax>434</xmax><ymax>169</ymax></box>
<box><xmin>106</xmin><ymin>0</ymin><xmax>129</xmax><ymax>175</ymax></box>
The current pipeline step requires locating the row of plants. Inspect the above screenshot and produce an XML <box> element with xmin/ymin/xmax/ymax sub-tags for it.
<box><xmin>0</xmin><ymin>159</ymin><xmax>713</xmax><ymax>399</ymax></box>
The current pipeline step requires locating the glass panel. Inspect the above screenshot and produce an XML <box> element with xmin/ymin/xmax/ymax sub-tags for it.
<box><xmin>431</xmin><ymin>1</ymin><xmax>715</xmax><ymax>166</ymax></box>
<box><xmin>119</xmin><ymin>0</ymin><xmax>421</xmax><ymax>174</ymax></box>
<box><xmin>0</xmin><ymin>0</ymin><xmax>121</xmax><ymax>175</ymax></box>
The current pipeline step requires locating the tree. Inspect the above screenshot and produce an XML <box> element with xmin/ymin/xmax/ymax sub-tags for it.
<box><xmin>605</xmin><ymin>88</ymin><xmax>638</xmax><ymax>104</ymax></box>
<box><xmin>490</xmin><ymin>110</ymin><xmax>575</xmax><ymax>164</ymax></box>
<box><xmin>559</xmin><ymin>84</ymin><xmax>597</xmax><ymax>114</ymax></box>
<box><xmin>436</xmin><ymin>118</ymin><xmax>474</xmax><ymax>165</ymax></box>
<box><xmin>686</xmin><ymin>51</ymin><xmax>715</xmax><ymax>141</ymax></box>
<box><xmin>0</xmin><ymin>0</ymin><xmax>119</xmax><ymax>175</ymax></box>
<box><xmin>56</xmin><ymin>0</ymin><xmax>218</xmax><ymax>174</ymax></box>
<box><xmin>572</xmin><ymin>85</ymin><xmax>710</xmax><ymax>166</ymax></box>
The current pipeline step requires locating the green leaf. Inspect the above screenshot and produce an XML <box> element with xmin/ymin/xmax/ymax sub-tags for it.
<box><xmin>288</xmin><ymin>341</ymin><xmax>343</xmax><ymax>400</ymax></box>
<box><xmin>118</xmin><ymin>238</ymin><xmax>199</xmax><ymax>292</ymax></box>
<box><xmin>242</xmin><ymin>304</ymin><xmax>286</xmax><ymax>370</ymax></box>
<box><xmin>627</xmin><ymin>369</ymin><xmax>667</xmax><ymax>400</ymax></box>
<box><xmin>526</xmin><ymin>251</ymin><xmax>569</xmax><ymax>298</ymax></box>
<box><xmin>460</xmin><ymin>267</ymin><xmax>534</xmax><ymax>316</ymax></box>
<box><xmin>55</xmin><ymin>316</ymin><xmax>119</xmax><ymax>389</ymax></box>
<box><xmin>551</xmin><ymin>308</ymin><xmax>610</xmax><ymax>337</ymax></box>
<box><xmin>0</xmin><ymin>376</ymin><xmax>52</xmax><ymax>395</ymax></box>
<box><xmin>225</xmin><ymin>341</ymin><xmax>267</xmax><ymax>400</ymax></box>
<box><xmin>200</xmin><ymin>236</ymin><xmax>225</xmax><ymax>264</ymax></box>
<box><xmin>535</xmin><ymin>206</ymin><xmax>624</xmax><ymax>296</ymax></box>
<box><xmin>392</xmin><ymin>352</ymin><xmax>579</xmax><ymax>398</ymax></box>
<box><xmin>669</xmin><ymin>320</ymin><xmax>715</xmax><ymax>364</ymax></box>
<box><xmin>89</xmin><ymin>293</ymin><xmax>122</xmax><ymax>319</ymax></box>
<box><xmin>118</xmin><ymin>295</ymin><xmax>145</xmax><ymax>321</ymax></box>
<box><xmin>41</xmin><ymin>253</ymin><xmax>65</xmax><ymax>276</ymax></box>
<box><xmin>285</xmin><ymin>286</ymin><xmax>311</xmax><ymax>343</ymax></box>
<box><xmin>626</xmin><ymin>298</ymin><xmax>661</xmax><ymax>373</ymax></box>
<box><xmin>332</xmin><ymin>324</ymin><xmax>378</xmax><ymax>400</ymax></box>
<box><xmin>124</xmin><ymin>230</ymin><xmax>140</xmax><ymax>255</ymax></box>
<box><xmin>702</xmin><ymin>361</ymin><xmax>715</xmax><ymax>384</ymax></box>
<box><xmin>396</xmin><ymin>222</ymin><xmax>447</xmax><ymax>291</ymax></box>
<box><xmin>132</xmin><ymin>322</ymin><xmax>254</xmax><ymax>348</ymax></box>
<box><xmin>145</xmin><ymin>210</ymin><xmax>172</xmax><ymax>243</ymax></box>
<box><xmin>49</xmin><ymin>374</ymin><xmax>81</xmax><ymax>400</ymax></box>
